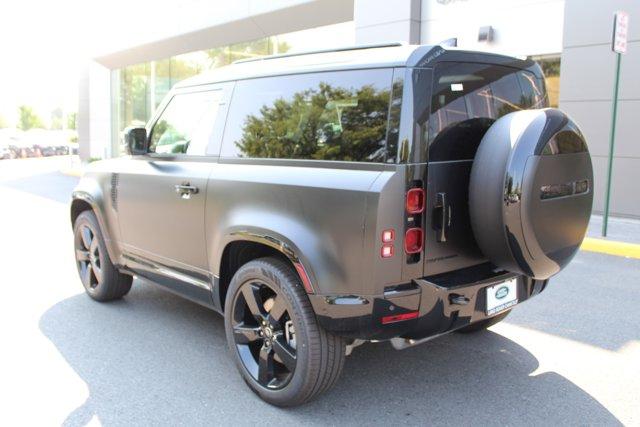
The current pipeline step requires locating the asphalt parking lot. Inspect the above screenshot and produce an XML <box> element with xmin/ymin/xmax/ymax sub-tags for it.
<box><xmin>0</xmin><ymin>156</ymin><xmax>638</xmax><ymax>426</ymax></box>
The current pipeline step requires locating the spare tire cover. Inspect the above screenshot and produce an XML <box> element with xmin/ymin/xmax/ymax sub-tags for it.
<box><xmin>469</xmin><ymin>109</ymin><xmax>593</xmax><ymax>280</ymax></box>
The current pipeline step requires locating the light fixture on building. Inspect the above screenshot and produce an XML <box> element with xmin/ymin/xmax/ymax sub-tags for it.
<box><xmin>478</xmin><ymin>26</ymin><xmax>494</xmax><ymax>42</ymax></box>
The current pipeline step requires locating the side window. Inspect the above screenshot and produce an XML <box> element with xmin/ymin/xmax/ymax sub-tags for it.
<box><xmin>221</xmin><ymin>69</ymin><xmax>393</xmax><ymax>162</ymax></box>
<box><xmin>149</xmin><ymin>90</ymin><xmax>222</xmax><ymax>156</ymax></box>
<box><xmin>429</xmin><ymin>63</ymin><xmax>539</xmax><ymax>162</ymax></box>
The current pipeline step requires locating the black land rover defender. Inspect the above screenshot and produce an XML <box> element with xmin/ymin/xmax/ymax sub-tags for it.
<box><xmin>70</xmin><ymin>43</ymin><xmax>593</xmax><ymax>406</ymax></box>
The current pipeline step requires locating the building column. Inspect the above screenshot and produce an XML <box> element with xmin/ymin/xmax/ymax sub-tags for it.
<box><xmin>77</xmin><ymin>60</ymin><xmax>113</xmax><ymax>161</ymax></box>
<box><xmin>354</xmin><ymin>0</ymin><xmax>421</xmax><ymax>44</ymax></box>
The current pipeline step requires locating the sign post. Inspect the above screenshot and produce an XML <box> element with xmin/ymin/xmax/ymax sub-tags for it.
<box><xmin>602</xmin><ymin>11</ymin><xmax>629</xmax><ymax>237</ymax></box>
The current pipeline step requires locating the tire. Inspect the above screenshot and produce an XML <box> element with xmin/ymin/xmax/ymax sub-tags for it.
<box><xmin>224</xmin><ymin>257</ymin><xmax>345</xmax><ymax>407</ymax></box>
<box><xmin>456</xmin><ymin>310</ymin><xmax>511</xmax><ymax>334</ymax></box>
<box><xmin>73</xmin><ymin>210</ymin><xmax>132</xmax><ymax>301</ymax></box>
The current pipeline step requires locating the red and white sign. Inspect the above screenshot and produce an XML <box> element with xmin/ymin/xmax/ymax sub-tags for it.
<box><xmin>612</xmin><ymin>11</ymin><xmax>629</xmax><ymax>54</ymax></box>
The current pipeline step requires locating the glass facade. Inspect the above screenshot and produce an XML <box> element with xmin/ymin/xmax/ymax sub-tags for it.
<box><xmin>111</xmin><ymin>22</ymin><xmax>355</xmax><ymax>156</ymax></box>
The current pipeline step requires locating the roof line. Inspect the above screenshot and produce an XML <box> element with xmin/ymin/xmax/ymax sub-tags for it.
<box><xmin>232</xmin><ymin>42</ymin><xmax>407</xmax><ymax>64</ymax></box>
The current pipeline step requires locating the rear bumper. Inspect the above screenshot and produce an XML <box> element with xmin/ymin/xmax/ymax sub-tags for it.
<box><xmin>309</xmin><ymin>265</ymin><xmax>547</xmax><ymax>341</ymax></box>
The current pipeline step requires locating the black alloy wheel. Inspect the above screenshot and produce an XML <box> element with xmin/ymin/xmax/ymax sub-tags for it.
<box><xmin>230</xmin><ymin>279</ymin><xmax>297</xmax><ymax>389</ymax></box>
<box><xmin>73</xmin><ymin>210</ymin><xmax>132</xmax><ymax>301</ymax></box>
<box><xmin>75</xmin><ymin>223</ymin><xmax>103</xmax><ymax>290</ymax></box>
<box><xmin>224</xmin><ymin>257</ymin><xmax>345</xmax><ymax>406</ymax></box>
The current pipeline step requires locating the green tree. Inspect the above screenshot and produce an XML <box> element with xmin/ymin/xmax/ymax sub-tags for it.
<box><xmin>235</xmin><ymin>82</ymin><xmax>390</xmax><ymax>162</ymax></box>
<box><xmin>67</xmin><ymin>112</ymin><xmax>77</xmax><ymax>130</ymax></box>
<box><xmin>17</xmin><ymin>105</ymin><xmax>44</xmax><ymax>130</ymax></box>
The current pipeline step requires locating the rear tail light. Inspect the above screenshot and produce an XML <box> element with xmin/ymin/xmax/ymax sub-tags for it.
<box><xmin>406</xmin><ymin>188</ymin><xmax>425</xmax><ymax>214</ymax></box>
<box><xmin>382</xmin><ymin>311</ymin><xmax>419</xmax><ymax>324</ymax></box>
<box><xmin>404</xmin><ymin>228</ymin><xmax>423</xmax><ymax>254</ymax></box>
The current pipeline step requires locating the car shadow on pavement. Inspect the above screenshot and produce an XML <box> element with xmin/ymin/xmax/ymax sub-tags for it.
<box><xmin>40</xmin><ymin>280</ymin><xmax>622</xmax><ymax>426</ymax></box>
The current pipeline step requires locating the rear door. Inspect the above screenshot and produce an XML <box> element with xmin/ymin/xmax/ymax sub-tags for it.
<box><xmin>424</xmin><ymin>62</ymin><xmax>545</xmax><ymax>275</ymax></box>
<box><xmin>117</xmin><ymin>83</ymin><xmax>232</xmax><ymax>284</ymax></box>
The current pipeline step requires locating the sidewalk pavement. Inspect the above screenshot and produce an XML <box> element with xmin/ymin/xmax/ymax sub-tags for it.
<box><xmin>587</xmin><ymin>214</ymin><xmax>640</xmax><ymax>245</ymax></box>
<box><xmin>583</xmin><ymin>214</ymin><xmax>640</xmax><ymax>259</ymax></box>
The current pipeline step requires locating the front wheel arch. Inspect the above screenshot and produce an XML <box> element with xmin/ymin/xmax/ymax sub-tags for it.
<box><xmin>70</xmin><ymin>198</ymin><xmax>93</xmax><ymax>226</ymax></box>
<box><xmin>70</xmin><ymin>193</ymin><xmax>120</xmax><ymax>267</ymax></box>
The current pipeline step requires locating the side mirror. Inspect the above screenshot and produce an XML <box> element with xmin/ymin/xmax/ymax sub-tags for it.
<box><xmin>123</xmin><ymin>126</ymin><xmax>148</xmax><ymax>155</ymax></box>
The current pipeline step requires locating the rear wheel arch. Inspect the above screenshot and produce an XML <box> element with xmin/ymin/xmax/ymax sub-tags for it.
<box><xmin>217</xmin><ymin>236</ymin><xmax>313</xmax><ymax>312</ymax></box>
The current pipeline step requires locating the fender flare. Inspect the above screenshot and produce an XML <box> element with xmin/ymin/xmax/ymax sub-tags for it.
<box><xmin>70</xmin><ymin>191</ymin><xmax>121</xmax><ymax>266</ymax></box>
<box><xmin>216</xmin><ymin>226</ymin><xmax>317</xmax><ymax>294</ymax></box>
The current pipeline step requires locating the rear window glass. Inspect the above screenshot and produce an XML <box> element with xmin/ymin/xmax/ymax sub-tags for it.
<box><xmin>221</xmin><ymin>69</ymin><xmax>393</xmax><ymax>162</ymax></box>
<box><xmin>429</xmin><ymin>63</ymin><xmax>546</xmax><ymax>162</ymax></box>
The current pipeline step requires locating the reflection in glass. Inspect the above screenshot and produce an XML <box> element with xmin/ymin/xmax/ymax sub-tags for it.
<box><xmin>222</xmin><ymin>70</ymin><xmax>392</xmax><ymax>163</ymax></box>
<box><xmin>429</xmin><ymin>63</ymin><xmax>547</xmax><ymax>162</ymax></box>
<box><xmin>148</xmin><ymin>91</ymin><xmax>222</xmax><ymax>155</ymax></box>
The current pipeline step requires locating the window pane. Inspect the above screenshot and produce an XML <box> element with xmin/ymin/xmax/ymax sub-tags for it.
<box><xmin>429</xmin><ymin>63</ymin><xmax>539</xmax><ymax>162</ymax></box>
<box><xmin>517</xmin><ymin>70</ymin><xmax>545</xmax><ymax>109</ymax></box>
<box><xmin>221</xmin><ymin>69</ymin><xmax>393</xmax><ymax>162</ymax></box>
<box><xmin>149</xmin><ymin>90</ymin><xmax>222</xmax><ymax>155</ymax></box>
<box><xmin>491</xmin><ymin>72</ymin><xmax>523</xmax><ymax>116</ymax></box>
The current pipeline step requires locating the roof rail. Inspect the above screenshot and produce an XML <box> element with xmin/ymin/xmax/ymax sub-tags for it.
<box><xmin>232</xmin><ymin>42</ymin><xmax>407</xmax><ymax>65</ymax></box>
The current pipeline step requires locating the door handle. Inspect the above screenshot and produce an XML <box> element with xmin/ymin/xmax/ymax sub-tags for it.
<box><xmin>174</xmin><ymin>183</ymin><xmax>199</xmax><ymax>199</ymax></box>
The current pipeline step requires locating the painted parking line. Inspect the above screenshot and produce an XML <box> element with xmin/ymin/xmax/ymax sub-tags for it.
<box><xmin>581</xmin><ymin>237</ymin><xmax>640</xmax><ymax>259</ymax></box>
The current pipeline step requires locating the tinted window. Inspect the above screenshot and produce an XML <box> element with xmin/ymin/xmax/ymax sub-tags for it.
<box><xmin>518</xmin><ymin>69</ymin><xmax>546</xmax><ymax>109</ymax></box>
<box><xmin>429</xmin><ymin>63</ymin><xmax>545</xmax><ymax>162</ymax></box>
<box><xmin>221</xmin><ymin>69</ymin><xmax>393</xmax><ymax>162</ymax></box>
<box><xmin>149</xmin><ymin>90</ymin><xmax>222</xmax><ymax>155</ymax></box>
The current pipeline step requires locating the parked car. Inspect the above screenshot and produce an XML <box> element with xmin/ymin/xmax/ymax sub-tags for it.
<box><xmin>70</xmin><ymin>43</ymin><xmax>593</xmax><ymax>406</ymax></box>
<box><xmin>10</xmin><ymin>140</ymin><xmax>37</xmax><ymax>158</ymax></box>
<box><xmin>32</xmin><ymin>143</ymin><xmax>56</xmax><ymax>157</ymax></box>
<box><xmin>1</xmin><ymin>143</ymin><xmax>11</xmax><ymax>160</ymax></box>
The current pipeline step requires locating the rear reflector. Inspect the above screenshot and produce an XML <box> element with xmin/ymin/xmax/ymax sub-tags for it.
<box><xmin>381</xmin><ymin>244</ymin><xmax>394</xmax><ymax>258</ymax></box>
<box><xmin>293</xmin><ymin>262</ymin><xmax>314</xmax><ymax>294</ymax></box>
<box><xmin>406</xmin><ymin>188</ymin><xmax>425</xmax><ymax>214</ymax></box>
<box><xmin>382</xmin><ymin>311</ymin><xmax>419</xmax><ymax>324</ymax></box>
<box><xmin>382</xmin><ymin>229</ymin><xmax>395</xmax><ymax>243</ymax></box>
<box><xmin>404</xmin><ymin>228</ymin><xmax>423</xmax><ymax>254</ymax></box>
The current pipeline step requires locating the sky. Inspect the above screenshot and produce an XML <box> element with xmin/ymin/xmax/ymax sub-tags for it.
<box><xmin>0</xmin><ymin>1</ymin><xmax>87</xmax><ymax>127</ymax></box>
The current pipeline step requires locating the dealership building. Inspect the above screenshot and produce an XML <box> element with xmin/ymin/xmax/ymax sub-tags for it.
<box><xmin>79</xmin><ymin>0</ymin><xmax>640</xmax><ymax>217</ymax></box>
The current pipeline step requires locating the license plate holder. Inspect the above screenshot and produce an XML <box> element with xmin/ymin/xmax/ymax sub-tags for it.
<box><xmin>486</xmin><ymin>278</ymin><xmax>518</xmax><ymax>315</ymax></box>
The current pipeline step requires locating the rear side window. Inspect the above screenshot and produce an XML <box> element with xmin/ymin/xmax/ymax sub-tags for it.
<box><xmin>429</xmin><ymin>63</ymin><xmax>546</xmax><ymax>162</ymax></box>
<box><xmin>221</xmin><ymin>69</ymin><xmax>393</xmax><ymax>162</ymax></box>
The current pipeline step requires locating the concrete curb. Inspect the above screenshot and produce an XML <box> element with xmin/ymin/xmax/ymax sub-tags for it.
<box><xmin>581</xmin><ymin>237</ymin><xmax>640</xmax><ymax>259</ymax></box>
